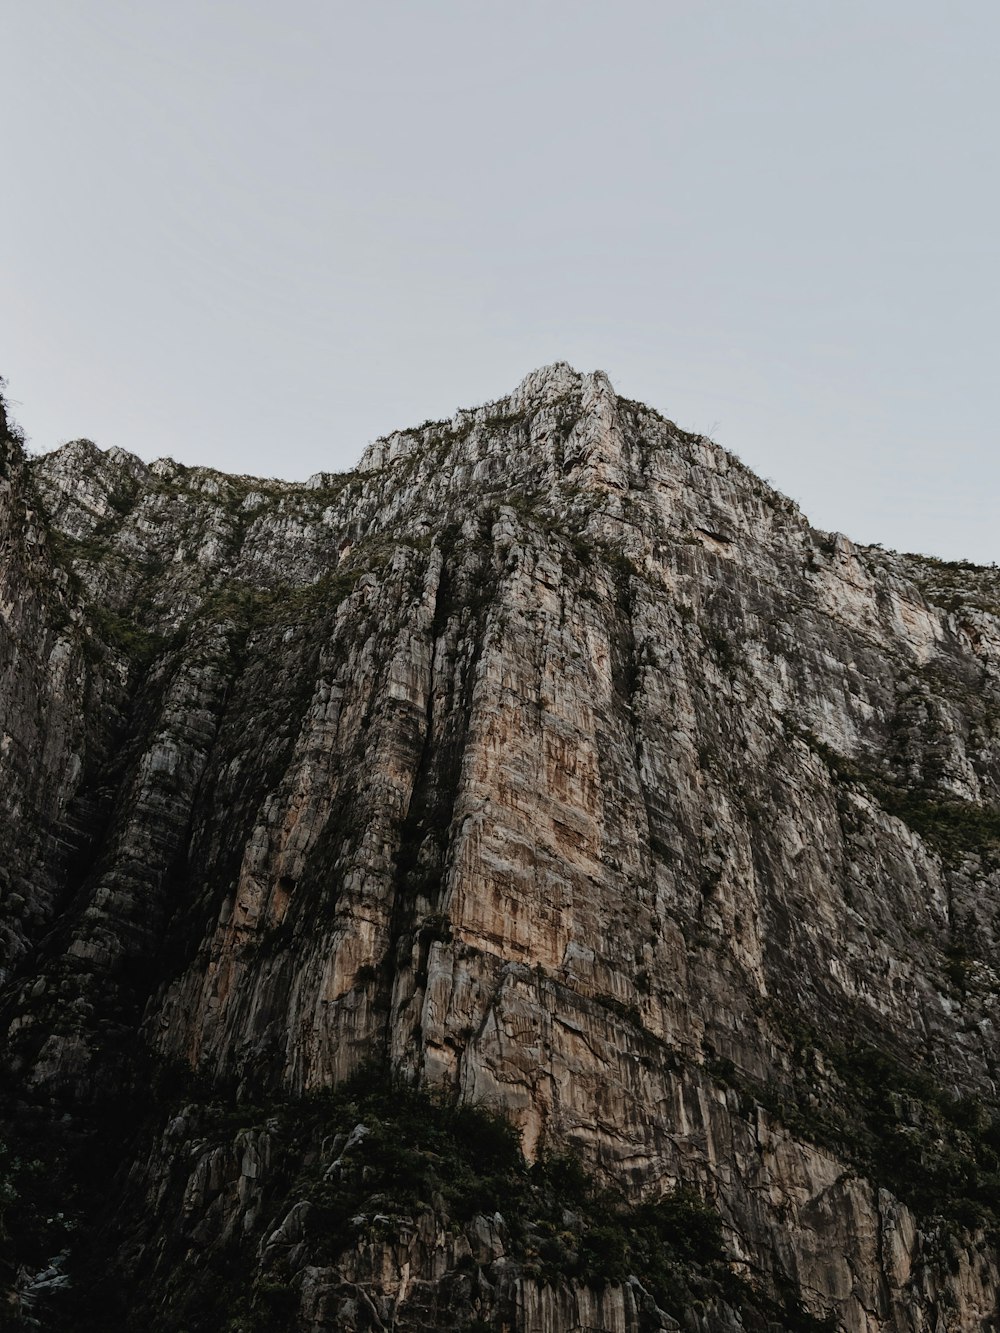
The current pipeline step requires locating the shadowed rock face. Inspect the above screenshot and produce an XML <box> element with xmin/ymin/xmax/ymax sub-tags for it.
<box><xmin>2</xmin><ymin>366</ymin><xmax>1000</xmax><ymax>1330</ymax></box>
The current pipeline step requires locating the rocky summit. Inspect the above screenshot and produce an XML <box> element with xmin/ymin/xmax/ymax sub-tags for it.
<box><xmin>2</xmin><ymin>364</ymin><xmax>1000</xmax><ymax>1332</ymax></box>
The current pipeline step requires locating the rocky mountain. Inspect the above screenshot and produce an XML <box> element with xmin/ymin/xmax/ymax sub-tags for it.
<box><xmin>2</xmin><ymin>364</ymin><xmax>1000</xmax><ymax>1332</ymax></box>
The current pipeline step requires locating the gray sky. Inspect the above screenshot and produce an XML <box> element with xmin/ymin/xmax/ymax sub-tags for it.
<box><xmin>3</xmin><ymin>1</ymin><xmax>997</xmax><ymax>562</ymax></box>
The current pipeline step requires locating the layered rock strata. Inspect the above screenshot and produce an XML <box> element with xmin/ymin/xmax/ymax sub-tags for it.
<box><xmin>2</xmin><ymin>366</ymin><xmax>1000</xmax><ymax>1330</ymax></box>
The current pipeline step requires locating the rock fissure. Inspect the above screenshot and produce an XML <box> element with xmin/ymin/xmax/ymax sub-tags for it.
<box><xmin>3</xmin><ymin>367</ymin><xmax>1000</xmax><ymax>1330</ymax></box>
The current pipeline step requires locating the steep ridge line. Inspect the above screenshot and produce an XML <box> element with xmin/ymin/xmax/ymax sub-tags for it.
<box><xmin>2</xmin><ymin>367</ymin><xmax>1000</xmax><ymax>1330</ymax></box>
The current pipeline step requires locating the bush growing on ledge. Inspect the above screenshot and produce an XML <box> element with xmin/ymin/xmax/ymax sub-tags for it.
<box><xmin>713</xmin><ymin>1017</ymin><xmax>1000</xmax><ymax>1243</ymax></box>
<box><xmin>126</xmin><ymin>1067</ymin><xmax>835</xmax><ymax>1333</ymax></box>
<box><xmin>801</xmin><ymin>727</ymin><xmax>1000</xmax><ymax>862</ymax></box>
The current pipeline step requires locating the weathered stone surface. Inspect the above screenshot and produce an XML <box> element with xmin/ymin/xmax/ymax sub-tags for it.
<box><xmin>3</xmin><ymin>364</ymin><xmax>1000</xmax><ymax>1329</ymax></box>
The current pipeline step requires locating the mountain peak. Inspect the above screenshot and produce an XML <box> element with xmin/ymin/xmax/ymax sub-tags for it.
<box><xmin>5</xmin><ymin>370</ymin><xmax>1000</xmax><ymax>1329</ymax></box>
<box><xmin>508</xmin><ymin>361</ymin><xmax>613</xmax><ymax>411</ymax></box>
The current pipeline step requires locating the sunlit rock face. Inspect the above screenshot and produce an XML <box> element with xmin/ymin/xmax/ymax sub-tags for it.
<box><xmin>3</xmin><ymin>367</ymin><xmax>1000</xmax><ymax>1330</ymax></box>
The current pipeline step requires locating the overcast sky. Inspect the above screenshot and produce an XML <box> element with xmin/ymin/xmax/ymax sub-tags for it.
<box><xmin>2</xmin><ymin>1</ymin><xmax>997</xmax><ymax>562</ymax></box>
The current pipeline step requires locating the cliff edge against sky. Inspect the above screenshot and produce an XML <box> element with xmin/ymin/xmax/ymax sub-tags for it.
<box><xmin>2</xmin><ymin>366</ymin><xmax>1000</xmax><ymax>1331</ymax></box>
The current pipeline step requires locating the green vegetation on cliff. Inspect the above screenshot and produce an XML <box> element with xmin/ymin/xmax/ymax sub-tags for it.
<box><xmin>127</xmin><ymin>1069</ymin><xmax>832</xmax><ymax>1333</ymax></box>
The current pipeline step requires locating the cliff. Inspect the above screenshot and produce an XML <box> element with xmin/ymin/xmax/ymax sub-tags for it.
<box><xmin>2</xmin><ymin>365</ymin><xmax>1000</xmax><ymax>1331</ymax></box>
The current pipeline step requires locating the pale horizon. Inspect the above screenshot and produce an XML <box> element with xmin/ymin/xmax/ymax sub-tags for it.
<box><xmin>4</xmin><ymin>1</ymin><xmax>998</xmax><ymax>564</ymax></box>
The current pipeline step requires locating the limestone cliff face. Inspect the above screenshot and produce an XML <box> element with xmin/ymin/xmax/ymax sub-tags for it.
<box><xmin>3</xmin><ymin>366</ymin><xmax>1000</xmax><ymax>1331</ymax></box>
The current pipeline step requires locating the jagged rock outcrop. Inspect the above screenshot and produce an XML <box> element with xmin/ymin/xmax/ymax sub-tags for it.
<box><xmin>2</xmin><ymin>365</ymin><xmax>1000</xmax><ymax>1331</ymax></box>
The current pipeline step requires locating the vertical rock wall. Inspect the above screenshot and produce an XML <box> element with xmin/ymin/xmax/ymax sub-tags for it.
<box><xmin>3</xmin><ymin>367</ymin><xmax>1000</xmax><ymax>1329</ymax></box>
